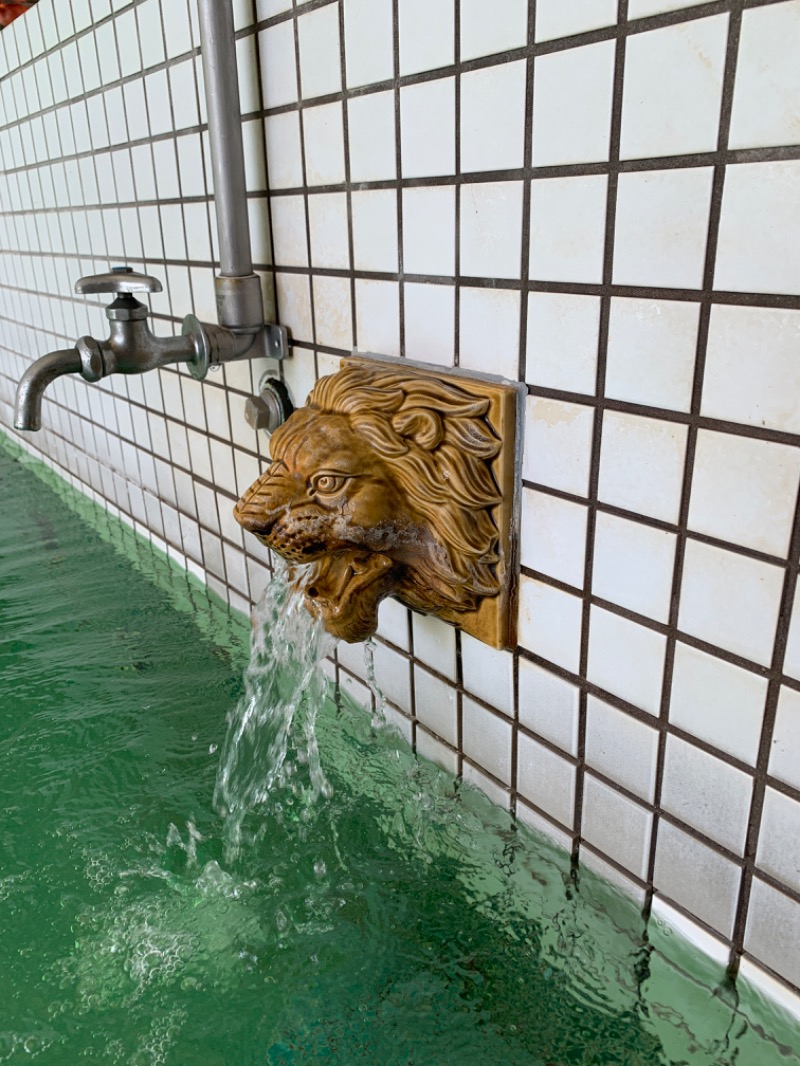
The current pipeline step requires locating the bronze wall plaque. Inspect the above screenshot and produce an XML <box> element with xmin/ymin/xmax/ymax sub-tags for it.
<box><xmin>234</xmin><ymin>355</ymin><xmax>523</xmax><ymax>650</ymax></box>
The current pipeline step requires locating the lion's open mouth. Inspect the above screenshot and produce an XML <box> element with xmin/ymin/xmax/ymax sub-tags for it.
<box><xmin>302</xmin><ymin>550</ymin><xmax>398</xmax><ymax>643</ymax></box>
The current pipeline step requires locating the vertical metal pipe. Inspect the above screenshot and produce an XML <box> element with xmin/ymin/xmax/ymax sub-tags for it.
<box><xmin>197</xmin><ymin>0</ymin><xmax>253</xmax><ymax>279</ymax></box>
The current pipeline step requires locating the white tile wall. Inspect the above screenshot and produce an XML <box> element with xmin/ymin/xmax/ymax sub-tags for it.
<box><xmin>1</xmin><ymin>0</ymin><xmax>800</xmax><ymax>1008</ymax></box>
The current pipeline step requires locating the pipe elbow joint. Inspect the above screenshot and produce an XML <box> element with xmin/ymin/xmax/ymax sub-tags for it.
<box><xmin>14</xmin><ymin>349</ymin><xmax>83</xmax><ymax>432</ymax></box>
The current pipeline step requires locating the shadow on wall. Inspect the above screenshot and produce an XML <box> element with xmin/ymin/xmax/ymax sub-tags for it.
<box><xmin>0</xmin><ymin>0</ymin><xmax>37</xmax><ymax>30</ymax></box>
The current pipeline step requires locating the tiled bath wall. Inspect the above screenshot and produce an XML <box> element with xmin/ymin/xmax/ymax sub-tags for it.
<box><xmin>1</xmin><ymin>0</ymin><xmax>800</xmax><ymax>1005</ymax></box>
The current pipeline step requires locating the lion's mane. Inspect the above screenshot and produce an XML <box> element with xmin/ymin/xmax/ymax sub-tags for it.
<box><xmin>306</xmin><ymin>361</ymin><xmax>503</xmax><ymax>614</ymax></box>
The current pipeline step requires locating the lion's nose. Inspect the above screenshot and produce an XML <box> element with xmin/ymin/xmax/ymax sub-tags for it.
<box><xmin>233</xmin><ymin>469</ymin><xmax>294</xmax><ymax>536</ymax></box>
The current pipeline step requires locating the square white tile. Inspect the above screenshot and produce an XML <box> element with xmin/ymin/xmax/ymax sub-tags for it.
<box><xmin>344</xmin><ymin>0</ymin><xmax>394</xmax><ymax>89</ymax></box>
<box><xmin>529</xmin><ymin>175</ymin><xmax>608</xmax><ymax>284</ymax></box>
<box><xmin>414</xmin><ymin>664</ymin><xmax>458</xmax><ymax>746</ymax></box>
<box><xmin>620</xmin><ymin>16</ymin><xmax>727</xmax><ymax>160</ymax></box>
<box><xmin>256</xmin><ymin>0</ymin><xmax>293</xmax><ymax>17</ymax></box>
<box><xmin>298</xmin><ymin>2</ymin><xmax>342</xmax><ymax>100</ymax></box>
<box><xmin>460</xmin><ymin>60</ymin><xmax>527</xmax><ymax>173</ymax></box>
<box><xmin>462</xmin><ymin>697</ymin><xmax>512</xmax><ymax>784</ymax></box>
<box><xmin>400</xmin><ymin>78</ymin><xmax>456</xmax><ymax>178</ymax></box>
<box><xmin>264</xmin><ymin>112</ymin><xmax>304</xmax><ymax>190</ymax></box>
<box><xmin>744</xmin><ymin>877</ymin><xmax>800</xmax><ymax>991</ymax></box>
<box><xmin>729</xmin><ymin>1</ymin><xmax>800</xmax><ymax>151</ymax></box>
<box><xmin>516</xmin><ymin>803</ymin><xmax>575</xmax><ymax>854</ymax></box>
<box><xmin>521</xmin><ymin>488</ymin><xmax>588</xmax><ymax>589</ymax></box>
<box><xmin>460</xmin><ymin>181</ymin><xmax>524</xmax><ymax>280</ymax></box>
<box><xmin>269</xmin><ymin>195</ymin><xmax>308</xmax><ymax>268</ymax></box>
<box><xmin>669</xmin><ymin>642</ymin><xmax>767</xmax><ymax>766</ymax></box>
<box><xmin>532</xmin><ymin>40</ymin><xmax>615</xmax><ymax>166</ymax></box>
<box><xmin>282</xmin><ymin>347</ymin><xmax>319</xmax><ymax>411</ymax></box>
<box><xmin>757</xmin><ymin>787</ymin><xmax>800</xmax><ymax>894</ymax></box>
<box><xmin>460</xmin><ymin>0</ymin><xmax>527</xmax><ymax>61</ymax></box>
<box><xmin>605</xmin><ymin>297</ymin><xmax>698</xmax><ymax>412</ymax></box>
<box><xmin>162</xmin><ymin>0</ymin><xmax>193</xmax><ymax>59</ymax></box>
<box><xmin>661</xmin><ymin>735</ymin><xmax>753</xmax><ymax>855</ymax></box>
<box><xmin>598</xmin><ymin>411</ymin><xmax>688</xmax><ymax>523</ymax></box>
<box><xmin>582</xmin><ymin>774</ymin><xmax>652</xmax><ymax>879</ymax></box>
<box><xmin>518</xmin><ymin>658</ymin><xmax>580</xmax><ymax>755</ymax></box>
<box><xmin>679</xmin><ymin>540</ymin><xmax>784</xmax><ymax>666</ymax></box>
<box><xmin>399</xmin><ymin>0</ymin><xmax>454</xmax><ymax>76</ymax></box>
<box><xmin>463</xmin><ymin>763</ymin><xmax>511</xmax><ymax>809</ymax></box>
<box><xmin>376</xmin><ymin>597</ymin><xmax>410</xmax><ymax>651</ymax></box>
<box><xmin>458</xmin><ymin>286</ymin><xmax>520</xmax><ymax>380</ymax></box>
<box><xmin>402</xmin><ymin>185</ymin><xmax>456</xmax><ymax>276</ymax></box>
<box><xmin>183</xmin><ymin>202</ymin><xmax>212</xmax><ymax>263</ymax></box>
<box><xmin>517</xmin><ymin>734</ymin><xmax>576</xmax><ymax>828</ymax></box>
<box><xmin>714</xmin><ymin>161</ymin><xmax>800</xmax><ymax>297</ymax></box>
<box><xmin>176</xmin><ymin>134</ymin><xmax>206</xmax><ymax>199</ymax></box>
<box><xmin>582</xmin><ymin>848</ymin><xmax>648</xmax><ymax>905</ymax></box>
<box><xmin>769</xmin><ymin>687</ymin><xmax>800</xmax><ymax>791</ymax></box>
<box><xmin>404</xmin><ymin>283</ymin><xmax>455</xmax><ymax>366</ymax></box>
<box><xmin>152</xmin><ymin>139</ymin><xmax>180</xmax><ymax>198</ymax></box>
<box><xmin>628</xmin><ymin>0</ymin><xmax>710</xmax><ymax>15</ymax></box>
<box><xmin>588</xmin><ymin>606</ymin><xmax>666</xmax><ymax>715</ymax></box>
<box><xmin>526</xmin><ymin>292</ymin><xmax>600</xmax><ymax>395</ymax></box>
<box><xmin>586</xmin><ymin>695</ymin><xmax>658</xmax><ymax>801</ymax></box>
<box><xmin>411</xmin><ymin>612</ymin><xmax>456</xmax><ymax>681</ymax></box>
<box><xmin>461</xmin><ymin>632</ymin><xmax>514</xmax><ymax>717</ymax></box>
<box><xmin>614</xmin><ymin>167</ymin><xmax>714</xmax><ymax>289</ymax></box>
<box><xmin>348</xmin><ymin>90</ymin><xmax>397</xmax><ymax>182</ymax></box>
<box><xmin>355</xmin><ymin>278</ymin><xmax>400</xmax><ymax>356</ymax></box>
<box><xmin>352</xmin><ymin>189</ymin><xmax>398</xmax><ymax>273</ymax></box>
<box><xmin>592</xmin><ymin>512</ymin><xmax>676</xmax><ymax>623</ymax></box>
<box><xmin>702</xmin><ymin>305</ymin><xmax>800</xmax><ymax>435</ymax></box>
<box><xmin>688</xmin><ymin>430</ymin><xmax>800</xmax><ymax>558</ymax></box>
<box><xmin>523</xmin><ymin>395</ymin><xmax>594</xmax><ymax>497</ymax></box>
<box><xmin>308</xmin><ymin>191</ymin><xmax>350</xmax><ymax>270</ymax></box>
<box><xmin>259</xmin><ymin>21</ymin><xmax>297</xmax><ymax>109</ymax></box>
<box><xmin>653</xmin><ymin>820</ymin><xmax>740</xmax><ymax>938</ymax></box>
<box><xmin>518</xmin><ymin>576</ymin><xmax>583</xmax><ymax>672</ymax></box>
<box><xmin>535</xmin><ymin>0</ymin><xmax>617</xmax><ymax>43</ymax></box>
<box><xmin>170</xmin><ymin>58</ymin><xmax>199</xmax><ymax>130</ymax></box>
<box><xmin>312</xmin><ymin>274</ymin><xmax>353</xmax><ymax>350</ymax></box>
<box><xmin>372</xmin><ymin>639</ymin><xmax>412</xmax><ymax>713</ymax></box>
<box><xmin>302</xmin><ymin>102</ymin><xmax>346</xmax><ymax>186</ymax></box>
<box><xmin>417</xmin><ymin>728</ymin><xmax>458</xmax><ymax>775</ymax></box>
<box><xmin>275</xmin><ymin>273</ymin><xmax>313</xmax><ymax>343</ymax></box>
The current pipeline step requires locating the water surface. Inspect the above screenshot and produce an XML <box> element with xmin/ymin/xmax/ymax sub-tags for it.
<box><xmin>0</xmin><ymin>439</ymin><xmax>796</xmax><ymax>1065</ymax></box>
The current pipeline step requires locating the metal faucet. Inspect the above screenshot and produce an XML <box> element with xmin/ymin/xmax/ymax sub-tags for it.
<box><xmin>13</xmin><ymin>266</ymin><xmax>288</xmax><ymax>432</ymax></box>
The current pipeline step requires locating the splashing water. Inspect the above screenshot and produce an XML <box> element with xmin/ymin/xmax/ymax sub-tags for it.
<box><xmin>363</xmin><ymin>637</ymin><xmax>387</xmax><ymax>728</ymax></box>
<box><xmin>213</xmin><ymin>561</ymin><xmax>335</xmax><ymax>861</ymax></box>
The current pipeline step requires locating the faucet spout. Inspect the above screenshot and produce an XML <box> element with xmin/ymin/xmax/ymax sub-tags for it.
<box><xmin>14</xmin><ymin>349</ymin><xmax>83</xmax><ymax>432</ymax></box>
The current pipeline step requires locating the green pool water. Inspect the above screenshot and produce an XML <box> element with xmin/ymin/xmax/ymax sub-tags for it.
<box><xmin>0</xmin><ymin>436</ymin><xmax>797</xmax><ymax>1065</ymax></box>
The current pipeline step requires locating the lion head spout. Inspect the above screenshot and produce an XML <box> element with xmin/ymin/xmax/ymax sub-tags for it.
<box><xmin>234</xmin><ymin>360</ymin><xmax>508</xmax><ymax>644</ymax></box>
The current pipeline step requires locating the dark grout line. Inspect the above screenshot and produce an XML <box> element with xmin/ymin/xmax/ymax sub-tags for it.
<box><xmin>573</xmin><ymin>0</ymin><xmax>628</xmax><ymax>866</ymax></box>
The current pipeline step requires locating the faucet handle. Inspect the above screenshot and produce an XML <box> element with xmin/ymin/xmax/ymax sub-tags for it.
<box><xmin>75</xmin><ymin>266</ymin><xmax>163</xmax><ymax>296</ymax></box>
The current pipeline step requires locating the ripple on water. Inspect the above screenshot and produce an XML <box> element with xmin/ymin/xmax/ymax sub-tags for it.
<box><xmin>2</xmin><ymin>444</ymin><xmax>798</xmax><ymax>1066</ymax></box>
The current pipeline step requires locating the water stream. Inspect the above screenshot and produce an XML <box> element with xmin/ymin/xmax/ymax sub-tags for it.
<box><xmin>214</xmin><ymin>561</ymin><xmax>334</xmax><ymax>863</ymax></box>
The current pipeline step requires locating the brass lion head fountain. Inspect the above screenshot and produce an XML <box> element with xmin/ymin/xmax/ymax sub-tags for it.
<box><xmin>234</xmin><ymin>356</ymin><xmax>522</xmax><ymax>649</ymax></box>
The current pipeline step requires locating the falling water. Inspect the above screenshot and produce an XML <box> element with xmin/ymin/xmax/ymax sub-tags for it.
<box><xmin>213</xmin><ymin>560</ymin><xmax>335</xmax><ymax>861</ymax></box>
<box><xmin>363</xmin><ymin>637</ymin><xmax>387</xmax><ymax>728</ymax></box>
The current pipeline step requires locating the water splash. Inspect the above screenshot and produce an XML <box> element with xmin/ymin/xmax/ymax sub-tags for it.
<box><xmin>363</xmin><ymin>637</ymin><xmax>387</xmax><ymax>728</ymax></box>
<box><xmin>213</xmin><ymin>561</ymin><xmax>335</xmax><ymax>862</ymax></box>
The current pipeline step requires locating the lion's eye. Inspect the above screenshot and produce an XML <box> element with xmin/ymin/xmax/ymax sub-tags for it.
<box><xmin>310</xmin><ymin>473</ymin><xmax>350</xmax><ymax>496</ymax></box>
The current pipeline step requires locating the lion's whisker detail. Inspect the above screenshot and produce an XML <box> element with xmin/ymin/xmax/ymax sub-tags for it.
<box><xmin>233</xmin><ymin>356</ymin><xmax>522</xmax><ymax>650</ymax></box>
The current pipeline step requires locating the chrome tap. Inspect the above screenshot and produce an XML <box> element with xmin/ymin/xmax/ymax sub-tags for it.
<box><xmin>13</xmin><ymin>267</ymin><xmax>288</xmax><ymax>432</ymax></box>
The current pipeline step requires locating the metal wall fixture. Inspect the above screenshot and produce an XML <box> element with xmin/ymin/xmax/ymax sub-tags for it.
<box><xmin>14</xmin><ymin>0</ymin><xmax>288</xmax><ymax>433</ymax></box>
